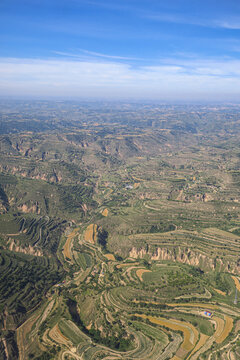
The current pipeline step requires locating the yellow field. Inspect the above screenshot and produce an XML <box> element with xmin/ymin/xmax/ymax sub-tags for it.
<box><xmin>133</xmin><ymin>308</ymin><xmax>233</xmax><ymax>358</ymax></box>
<box><xmin>49</xmin><ymin>324</ymin><xmax>70</xmax><ymax>346</ymax></box>
<box><xmin>136</xmin><ymin>269</ymin><xmax>152</xmax><ymax>281</ymax></box>
<box><xmin>84</xmin><ymin>224</ymin><xmax>98</xmax><ymax>244</ymax></box>
<box><xmin>212</xmin><ymin>315</ymin><xmax>225</xmax><ymax>340</ymax></box>
<box><xmin>214</xmin><ymin>288</ymin><xmax>226</xmax><ymax>296</ymax></box>
<box><xmin>133</xmin><ymin>299</ymin><xmax>159</xmax><ymax>305</ymax></box>
<box><xmin>167</xmin><ymin>303</ymin><xmax>218</xmax><ymax>310</ymax></box>
<box><xmin>232</xmin><ymin>276</ymin><xmax>240</xmax><ymax>291</ymax></box>
<box><xmin>116</xmin><ymin>262</ymin><xmax>139</xmax><ymax>268</ymax></box>
<box><xmin>63</xmin><ymin>228</ymin><xmax>79</xmax><ymax>260</ymax></box>
<box><xmin>102</xmin><ymin>208</ymin><xmax>108</xmax><ymax>217</ymax></box>
<box><xmin>186</xmin><ymin>333</ymin><xmax>209</xmax><ymax>359</ymax></box>
<box><xmin>215</xmin><ymin>315</ymin><xmax>233</xmax><ymax>344</ymax></box>
<box><xmin>134</xmin><ymin>314</ymin><xmax>198</xmax><ymax>354</ymax></box>
<box><xmin>131</xmin><ymin>175</ymin><xmax>145</xmax><ymax>182</ymax></box>
<box><xmin>104</xmin><ymin>253</ymin><xmax>116</xmax><ymax>261</ymax></box>
<box><xmin>161</xmin><ymin>303</ymin><xmax>233</xmax><ymax>350</ymax></box>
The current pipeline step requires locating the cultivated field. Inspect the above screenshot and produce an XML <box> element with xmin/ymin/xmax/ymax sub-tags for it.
<box><xmin>1</xmin><ymin>102</ymin><xmax>240</xmax><ymax>359</ymax></box>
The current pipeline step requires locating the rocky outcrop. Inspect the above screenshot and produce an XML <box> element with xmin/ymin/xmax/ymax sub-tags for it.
<box><xmin>129</xmin><ymin>246</ymin><xmax>239</xmax><ymax>272</ymax></box>
<box><xmin>17</xmin><ymin>202</ymin><xmax>40</xmax><ymax>214</ymax></box>
<box><xmin>8</xmin><ymin>240</ymin><xmax>42</xmax><ymax>256</ymax></box>
<box><xmin>4</xmin><ymin>164</ymin><xmax>63</xmax><ymax>184</ymax></box>
<box><xmin>176</xmin><ymin>191</ymin><xmax>214</xmax><ymax>203</ymax></box>
<box><xmin>0</xmin><ymin>203</ymin><xmax>7</xmax><ymax>214</ymax></box>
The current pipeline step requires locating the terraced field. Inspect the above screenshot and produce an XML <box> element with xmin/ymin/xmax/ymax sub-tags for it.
<box><xmin>1</xmin><ymin>104</ymin><xmax>240</xmax><ymax>359</ymax></box>
<box><xmin>136</xmin><ymin>269</ymin><xmax>152</xmax><ymax>282</ymax></box>
<box><xmin>15</xmin><ymin>224</ymin><xmax>240</xmax><ymax>360</ymax></box>
<box><xmin>63</xmin><ymin>227</ymin><xmax>80</xmax><ymax>261</ymax></box>
<box><xmin>102</xmin><ymin>209</ymin><xmax>109</xmax><ymax>217</ymax></box>
<box><xmin>84</xmin><ymin>224</ymin><xmax>98</xmax><ymax>244</ymax></box>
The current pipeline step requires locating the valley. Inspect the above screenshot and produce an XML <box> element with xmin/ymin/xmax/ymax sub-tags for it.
<box><xmin>0</xmin><ymin>101</ymin><xmax>240</xmax><ymax>359</ymax></box>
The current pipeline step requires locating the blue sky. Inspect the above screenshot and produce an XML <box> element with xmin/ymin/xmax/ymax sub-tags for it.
<box><xmin>1</xmin><ymin>0</ymin><xmax>240</xmax><ymax>101</ymax></box>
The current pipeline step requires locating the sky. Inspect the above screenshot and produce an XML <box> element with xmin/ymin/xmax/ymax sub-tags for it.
<box><xmin>1</xmin><ymin>0</ymin><xmax>240</xmax><ymax>101</ymax></box>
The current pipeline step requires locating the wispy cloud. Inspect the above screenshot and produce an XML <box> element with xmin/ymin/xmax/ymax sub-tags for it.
<box><xmin>143</xmin><ymin>11</ymin><xmax>240</xmax><ymax>30</ymax></box>
<box><xmin>215</xmin><ymin>19</ymin><xmax>240</xmax><ymax>30</ymax></box>
<box><xmin>53</xmin><ymin>49</ymin><xmax>143</xmax><ymax>61</ymax></box>
<box><xmin>53</xmin><ymin>51</ymin><xmax>86</xmax><ymax>59</ymax></box>
<box><xmin>1</xmin><ymin>57</ymin><xmax>240</xmax><ymax>100</ymax></box>
<box><xmin>79</xmin><ymin>49</ymin><xmax>143</xmax><ymax>61</ymax></box>
<box><xmin>143</xmin><ymin>13</ymin><xmax>206</xmax><ymax>27</ymax></box>
<box><xmin>69</xmin><ymin>0</ymin><xmax>137</xmax><ymax>13</ymax></box>
<box><xmin>65</xmin><ymin>2</ymin><xmax>240</xmax><ymax>31</ymax></box>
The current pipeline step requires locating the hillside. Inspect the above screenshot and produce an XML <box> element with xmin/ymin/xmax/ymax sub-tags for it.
<box><xmin>0</xmin><ymin>101</ymin><xmax>240</xmax><ymax>360</ymax></box>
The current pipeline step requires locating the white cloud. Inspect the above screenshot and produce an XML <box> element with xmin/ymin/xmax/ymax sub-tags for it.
<box><xmin>0</xmin><ymin>57</ymin><xmax>240</xmax><ymax>100</ymax></box>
